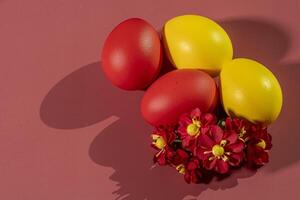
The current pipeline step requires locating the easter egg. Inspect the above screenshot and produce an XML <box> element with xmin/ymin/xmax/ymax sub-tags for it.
<box><xmin>141</xmin><ymin>69</ymin><xmax>218</xmax><ymax>126</ymax></box>
<box><xmin>101</xmin><ymin>18</ymin><xmax>162</xmax><ymax>90</ymax></box>
<box><xmin>220</xmin><ymin>58</ymin><xmax>283</xmax><ymax>124</ymax></box>
<box><xmin>163</xmin><ymin>15</ymin><xmax>233</xmax><ymax>76</ymax></box>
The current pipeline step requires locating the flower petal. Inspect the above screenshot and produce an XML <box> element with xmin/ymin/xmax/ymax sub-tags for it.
<box><xmin>211</xmin><ymin>125</ymin><xmax>223</xmax><ymax>143</ymax></box>
<box><xmin>154</xmin><ymin>151</ymin><xmax>167</xmax><ymax>165</ymax></box>
<box><xmin>179</xmin><ymin>114</ymin><xmax>191</xmax><ymax>126</ymax></box>
<box><xmin>202</xmin><ymin>113</ymin><xmax>216</xmax><ymax>125</ymax></box>
<box><xmin>178</xmin><ymin>126</ymin><xmax>188</xmax><ymax>136</ymax></box>
<box><xmin>178</xmin><ymin>149</ymin><xmax>190</xmax><ymax>160</ymax></box>
<box><xmin>200</xmin><ymin>127</ymin><xmax>210</xmax><ymax>135</ymax></box>
<box><xmin>170</xmin><ymin>149</ymin><xmax>190</xmax><ymax>165</ymax></box>
<box><xmin>196</xmin><ymin>148</ymin><xmax>212</xmax><ymax>160</ymax></box>
<box><xmin>184</xmin><ymin>173</ymin><xmax>192</xmax><ymax>184</ymax></box>
<box><xmin>226</xmin><ymin>140</ymin><xmax>245</xmax><ymax>153</ymax></box>
<box><xmin>199</xmin><ymin>134</ymin><xmax>214</xmax><ymax>149</ymax></box>
<box><xmin>186</xmin><ymin>159</ymin><xmax>199</xmax><ymax>171</ymax></box>
<box><xmin>257</xmin><ymin>151</ymin><xmax>269</xmax><ymax>165</ymax></box>
<box><xmin>224</xmin><ymin>130</ymin><xmax>238</xmax><ymax>144</ymax></box>
<box><xmin>225</xmin><ymin>117</ymin><xmax>233</xmax><ymax>130</ymax></box>
<box><xmin>191</xmin><ymin>108</ymin><xmax>201</xmax><ymax>119</ymax></box>
<box><xmin>229</xmin><ymin>152</ymin><xmax>244</xmax><ymax>166</ymax></box>
<box><xmin>190</xmin><ymin>170</ymin><xmax>202</xmax><ymax>184</ymax></box>
<box><xmin>265</xmin><ymin>133</ymin><xmax>273</xmax><ymax>150</ymax></box>
<box><xmin>182</xmin><ymin>136</ymin><xmax>197</xmax><ymax>152</ymax></box>
<box><xmin>203</xmin><ymin>158</ymin><xmax>217</xmax><ymax>170</ymax></box>
<box><xmin>247</xmin><ymin>146</ymin><xmax>269</xmax><ymax>166</ymax></box>
<box><xmin>216</xmin><ymin>159</ymin><xmax>229</xmax><ymax>174</ymax></box>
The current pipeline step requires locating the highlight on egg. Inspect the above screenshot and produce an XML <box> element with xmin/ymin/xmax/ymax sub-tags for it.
<box><xmin>101</xmin><ymin>18</ymin><xmax>162</xmax><ymax>90</ymax></box>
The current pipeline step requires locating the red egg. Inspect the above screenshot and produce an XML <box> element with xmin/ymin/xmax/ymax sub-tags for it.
<box><xmin>141</xmin><ymin>69</ymin><xmax>218</xmax><ymax>126</ymax></box>
<box><xmin>101</xmin><ymin>18</ymin><xmax>162</xmax><ymax>90</ymax></box>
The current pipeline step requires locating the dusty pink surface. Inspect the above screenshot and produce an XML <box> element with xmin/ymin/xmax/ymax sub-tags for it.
<box><xmin>0</xmin><ymin>0</ymin><xmax>299</xmax><ymax>199</ymax></box>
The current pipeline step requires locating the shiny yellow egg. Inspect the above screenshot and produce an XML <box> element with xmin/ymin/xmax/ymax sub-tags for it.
<box><xmin>163</xmin><ymin>15</ymin><xmax>233</xmax><ymax>76</ymax></box>
<box><xmin>220</xmin><ymin>58</ymin><xmax>283</xmax><ymax>125</ymax></box>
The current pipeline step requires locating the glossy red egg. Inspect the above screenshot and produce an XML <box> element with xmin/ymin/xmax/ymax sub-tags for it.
<box><xmin>101</xmin><ymin>18</ymin><xmax>162</xmax><ymax>90</ymax></box>
<box><xmin>141</xmin><ymin>69</ymin><xmax>218</xmax><ymax>126</ymax></box>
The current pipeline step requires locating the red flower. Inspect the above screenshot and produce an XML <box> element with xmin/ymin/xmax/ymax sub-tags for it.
<box><xmin>184</xmin><ymin>158</ymin><xmax>203</xmax><ymax>184</ymax></box>
<box><xmin>151</xmin><ymin>127</ymin><xmax>176</xmax><ymax>165</ymax></box>
<box><xmin>178</xmin><ymin>108</ymin><xmax>216</xmax><ymax>152</ymax></box>
<box><xmin>246</xmin><ymin>127</ymin><xmax>272</xmax><ymax>166</ymax></box>
<box><xmin>169</xmin><ymin>149</ymin><xmax>190</xmax><ymax>166</ymax></box>
<box><xmin>225</xmin><ymin>117</ymin><xmax>252</xmax><ymax>142</ymax></box>
<box><xmin>196</xmin><ymin>125</ymin><xmax>245</xmax><ymax>174</ymax></box>
<box><xmin>151</xmin><ymin>126</ymin><xmax>176</xmax><ymax>150</ymax></box>
<box><xmin>153</xmin><ymin>146</ymin><xmax>174</xmax><ymax>166</ymax></box>
<box><xmin>175</xmin><ymin>157</ymin><xmax>202</xmax><ymax>184</ymax></box>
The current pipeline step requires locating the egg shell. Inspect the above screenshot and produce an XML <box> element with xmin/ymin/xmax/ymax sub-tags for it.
<box><xmin>220</xmin><ymin>58</ymin><xmax>283</xmax><ymax>124</ymax></box>
<box><xmin>101</xmin><ymin>18</ymin><xmax>162</xmax><ymax>90</ymax></box>
<box><xmin>163</xmin><ymin>15</ymin><xmax>233</xmax><ymax>76</ymax></box>
<box><xmin>141</xmin><ymin>69</ymin><xmax>218</xmax><ymax>126</ymax></box>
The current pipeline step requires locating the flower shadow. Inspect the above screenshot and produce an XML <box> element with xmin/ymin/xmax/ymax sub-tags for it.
<box><xmin>89</xmin><ymin>96</ymin><xmax>256</xmax><ymax>200</ymax></box>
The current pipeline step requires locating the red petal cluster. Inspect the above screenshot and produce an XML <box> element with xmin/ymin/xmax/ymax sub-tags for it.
<box><xmin>150</xmin><ymin>108</ymin><xmax>272</xmax><ymax>184</ymax></box>
<box><xmin>196</xmin><ymin>125</ymin><xmax>244</xmax><ymax>174</ymax></box>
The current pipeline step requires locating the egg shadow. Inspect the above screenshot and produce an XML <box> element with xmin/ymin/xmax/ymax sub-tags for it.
<box><xmin>219</xmin><ymin>18</ymin><xmax>290</xmax><ymax>66</ymax></box>
<box><xmin>265</xmin><ymin>62</ymin><xmax>300</xmax><ymax>171</ymax></box>
<box><xmin>39</xmin><ymin>18</ymin><xmax>293</xmax><ymax>199</ymax></box>
<box><xmin>40</xmin><ymin>62</ymin><xmax>142</xmax><ymax>129</ymax></box>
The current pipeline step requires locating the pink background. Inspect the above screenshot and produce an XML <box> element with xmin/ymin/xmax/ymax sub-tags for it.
<box><xmin>0</xmin><ymin>0</ymin><xmax>299</xmax><ymax>199</ymax></box>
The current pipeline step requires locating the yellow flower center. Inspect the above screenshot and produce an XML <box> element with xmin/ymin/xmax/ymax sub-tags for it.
<box><xmin>186</xmin><ymin>118</ymin><xmax>201</xmax><ymax>137</ymax></box>
<box><xmin>176</xmin><ymin>164</ymin><xmax>186</xmax><ymax>175</ymax></box>
<box><xmin>256</xmin><ymin>139</ymin><xmax>266</xmax><ymax>149</ymax></box>
<box><xmin>207</xmin><ymin>140</ymin><xmax>229</xmax><ymax>161</ymax></box>
<box><xmin>152</xmin><ymin>134</ymin><xmax>166</xmax><ymax>149</ymax></box>
<box><xmin>212</xmin><ymin>145</ymin><xmax>225</xmax><ymax>157</ymax></box>
<box><xmin>239</xmin><ymin>127</ymin><xmax>246</xmax><ymax>138</ymax></box>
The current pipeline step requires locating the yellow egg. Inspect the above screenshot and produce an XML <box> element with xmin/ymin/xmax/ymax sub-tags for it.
<box><xmin>163</xmin><ymin>15</ymin><xmax>233</xmax><ymax>76</ymax></box>
<box><xmin>220</xmin><ymin>58</ymin><xmax>283</xmax><ymax>125</ymax></box>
